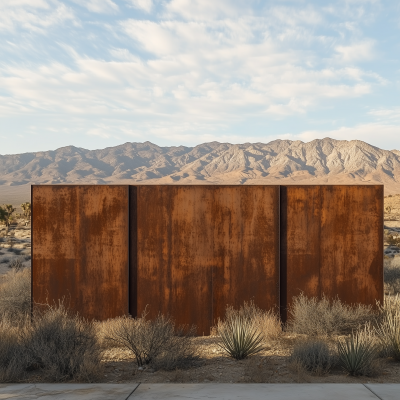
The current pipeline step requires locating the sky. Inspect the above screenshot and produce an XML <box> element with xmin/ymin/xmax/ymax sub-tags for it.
<box><xmin>0</xmin><ymin>0</ymin><xmax>399</xmax><ymax>155</ymax></box>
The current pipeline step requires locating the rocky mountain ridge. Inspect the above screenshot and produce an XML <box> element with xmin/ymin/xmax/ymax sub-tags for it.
<box><xmin>1</xmin><ymin>138</ymin><xmax>400</xmax><ymax>194</ymax></box>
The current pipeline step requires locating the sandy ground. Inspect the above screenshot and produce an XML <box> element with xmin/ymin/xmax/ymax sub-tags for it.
<box><xmin>89</xmin><ymin>335</ymin><xmax>400</xmax><ymax>385</ymax></box>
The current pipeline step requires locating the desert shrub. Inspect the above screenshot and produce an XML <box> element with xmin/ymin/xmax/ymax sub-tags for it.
<box><xmin>289</xmin><ymin>339</ymin><xmax>334</xmax><ymax>375</ymax></box>
<box><xmin>337</xmin><ymin>328</ymin><xmax>379</xmax><ymax>376</ymax></box>
<box><xmin>218</xmin><ymin>313</ymin><xmax>265</xmax><ymax>360</ymax></box>
<box><xmin>375</xmin><ymin>297</ymin><xmax>400</xmax><ymax>360</ymax></box>
<box><xmin>0</xmin><ymin>268</ymin><xmax>31</xmax><ymax>321</ymax></box>
<box><xmin>0</xmin><ymin>317</ymin><xmax>29</xmax><ymax>382</ymax></box>
<box><xmin>217</xmin><ymin>301</ymin><xmax>281</xmax><ymax>342</ymax></box>
<box><xmin>288</xmin><ymin>293</ymin><xmax>374</xmax><ymax>336</ymax></box>
<box><xmin>8</xmin><ymin>257</ymin><xmax>24</xmax><ymax>271</ymax></box>
<box><xmin>384</xmin><ymin>258</ymin><xmax>400</xmax><ymax>295</ymax></box>
<box><xmin>8</xmin><ymin>248</ymin><xmax>22</xmax><ymax>255</ymax></box>
<box><xmin>104</xmin><ymin>312</ymin><xmax>198</xmax><ymax>370</ymax></box>
<box><xmin>24</xmin><ymin>303</ymin><xmax>103</xmax><ymax>382</ymax></box>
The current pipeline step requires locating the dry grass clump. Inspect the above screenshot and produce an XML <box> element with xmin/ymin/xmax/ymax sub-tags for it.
<box><xmin>103</xmin><ymin>311</ymin><xmax>198</xmax><ymax>371</ymax></box>
<box><xmin>0</xmin><ymin>317</ymin><xmax>30</xmax><ymax>382</ymax></box>
<box><xmin>376</xmin><ymin>295</ymin><xmax>400</xmax><ymax>360</ymax></box>
<box><xmin>384</xmin><ymin>257</ymin><xmax>400</xmax><ymax>295</ymax></box>
<box><xmin>217</xmin><ymin>301</ymin><xmax>281</xmax><ymax>342</ymax></box>
<box><xmin>0</xmin><ymin>267</ymin><xmax>31</xmax><ymax>322</ymax></box>
<box><xmin>288</xmin><ymin>293</ymin><xmax>374</xmax><ymax>337</ymax></box>
<box><xmin>0</xmin><ymin>275</ymin><xmax>103</xmax><ymax>384</ymax></box>
<box><xmin>289</xmin><ymin>339</ymin><xmax>335</xmax><ymax>375</ymax></box>
<box><xmin>24</xmin><ymin>303</ymin><xmax>103</xmax><ymax>382</ymax></box>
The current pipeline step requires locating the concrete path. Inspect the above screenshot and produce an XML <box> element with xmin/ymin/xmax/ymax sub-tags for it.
<box><xmin>1</xmin><ymin>383</ymin><xmax>399</xmax><ymax>399</ymax></box>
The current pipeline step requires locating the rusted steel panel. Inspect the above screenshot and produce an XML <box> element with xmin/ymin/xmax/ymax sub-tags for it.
<box><xmin>320</xmin><ymin>185</ymin><xmax>383</xmax><ymax>306</ymax></box>
<box><xmin>135</xmin><ymin>186</ymin><xmax>214</xmax><ymax>335</ymax></box>
<box><xmin>134</xmin><ymin>185</ymin><xmax>280</xmax><ymax>335</ymax></box>
<box><xmin>212</xmin><ymin>186</ymin><xmax>280</xmax><ymax>323</ymax></box>
<box><xmin>32</xmin><ymin>185</ymin><xmax>129</xmax><ymax>321</ymax></box>
<box><xmin>280</xmin><ymin>185</ymin><xmax>322</xmax><ymax>322</ymax></box>
<box><xmin>280</xmin><ymin>185</ymin><xmax>383</xmax><ymax>321</ymax></box>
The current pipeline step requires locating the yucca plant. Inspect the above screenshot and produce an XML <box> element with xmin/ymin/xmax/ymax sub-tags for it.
<box><xmin>217</xmin><ymin>314</ymin><xmax>265</xmax><ymax>360</ymax></box>
<box><xmin>337</xmin><ymin>329</ymin><xmax>378</xmax><ymax>376</ymax></box>
<box><xmin>376</xmin><ymin>308</ymin><xmax>400</xmax><ymax>360</ymax></box>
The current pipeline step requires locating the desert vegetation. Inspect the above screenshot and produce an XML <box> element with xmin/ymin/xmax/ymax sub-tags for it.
<box><xmin>1</xmin><ymin>262</ymin><xmax>400</xmax><ymax>384</ymax></box>
<box><xmin>1</xmin><ymin>204</ymin><xmax>400</xmax><ymax>383</ymax></box>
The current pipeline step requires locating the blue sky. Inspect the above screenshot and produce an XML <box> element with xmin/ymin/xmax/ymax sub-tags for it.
<box><xmin>1</xmin><ymin>0</ymin><xmax>399</xmax><ymax>154</ymax></box>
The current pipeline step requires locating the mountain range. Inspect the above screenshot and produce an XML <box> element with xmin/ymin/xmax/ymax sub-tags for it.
<box><xmin>1</xmin><ymin>138</ymin><xmax>400</xmax><ymax>204</ymax></box>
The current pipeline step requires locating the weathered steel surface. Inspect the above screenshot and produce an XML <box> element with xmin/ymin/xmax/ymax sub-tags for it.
<box><xmin>134</xmin><ymin>185</ymin><xmax>280</xmax><ymax>335</ymax></box>
<box><xmin>135</xmin><ymin>186</ymin><xmax>214</xmax><ymax>335</ymax></box>
<box><xmin>280</xmin><ymin>185</ymin><xmax>383</xmax><ymax>322</ymax></box>
<box><xmin>319</xmin><ymin>186</ymin><xmax>383</xmax><ymax>306</ymax></box>
<box><xmin>32</xmin><ymin>185</ymin><xmax>129</xmax><ymax>320</ymax></box>
<box><xmin>211</xmin><ymin>186</ymin><xmax>280</xmax><ymax>323</ymax></box>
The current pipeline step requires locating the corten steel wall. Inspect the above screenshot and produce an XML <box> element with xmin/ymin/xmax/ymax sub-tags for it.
<box><xmin>32</xmin><ymin>185</ymin><xmax>130</xmax><ymax>321</ymax></box>
<box><xmin>280</xmin><ymin>185</ymin><xmax>384</xmax><ymax>322</ymax></box>
<box><xmin>132</xmin><ymin>185</ymin><xmax>280</xmax><ymax>335</ymax></box>
<box><xmin>32</xmin><ymin>184</ymin><xmax>383</xmax><ymax>330</ymax></box>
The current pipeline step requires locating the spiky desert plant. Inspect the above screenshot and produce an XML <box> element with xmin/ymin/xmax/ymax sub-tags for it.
<box><xmin>217</xmin><ymin>314</ymin><xmax>265</xmax><ymax>360</ymax></box>
<box><xmin>337</xmin><ymin>329</ymin><xmax>378</xmax><ymax>376</ymax></box>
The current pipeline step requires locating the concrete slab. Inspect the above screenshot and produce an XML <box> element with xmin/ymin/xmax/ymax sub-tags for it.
<box><xmin>365</xmin><ymin>384</ymin><xmax>400</xmax><ymax>400</ymax></box>
<box><xmin>128</xmin><ymin>383</ymin><xmax>380</xmax><ymax>400</ymax></box>
<box><xmin>0</xmin><ymin>383</ymin><xmax>139</xmax><ymax>400</ymax></box>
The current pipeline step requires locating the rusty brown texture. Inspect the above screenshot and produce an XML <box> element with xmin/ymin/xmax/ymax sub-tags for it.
<box><xmin>211</xmin><ymin>186</ymin><xmax>280</xmax><ymax>323</ymax></box>
<box><xmin>134</xmin><ymin>185</ymin><xmax>280</xmax><ymax>335</ymax></box>
<box><xmin>280</xmin><ymin>185</ymin><xmax>383</xmax><ymax>322</ymax></box>
<box><xmin>32</xmin><ymin>185</ymin><xmax>130</xmax><ymax>321</ymax></box>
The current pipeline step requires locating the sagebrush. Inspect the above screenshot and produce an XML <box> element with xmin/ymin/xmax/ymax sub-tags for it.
<box><xmin>289</xmin><ymin>339</ymin><xmax>335</xmax><ymax>375</ymax></box>
<box><xmin>24</xmin><ymin>303</ymin><xmax>103</xmax><ymax>382</ymax></box>
<box><xmin>103</xmin><ymin>311</ymin><xmax>198</xmax><ymax>370</ymax></box>
<box><xmin>288</xmin><ymin>293</ymin><xmax>374</xmax><ymax>336</ymax></box>
<box><xmin>0</xmin><ymin>267</ymin><xmax>31</xmax><ymax>321</ymax></box>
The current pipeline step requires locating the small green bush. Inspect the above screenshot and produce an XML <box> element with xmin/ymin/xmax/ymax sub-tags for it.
<box><xmin>290</xmin><ymin>339</ymin><xmax>334</xmax><ymax>375</ymax></box>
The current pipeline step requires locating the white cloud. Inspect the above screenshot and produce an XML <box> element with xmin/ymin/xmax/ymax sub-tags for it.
<box><xmin>125</xmin><ymin>0</ymin><xmax>153</xmax><ymax>13</ymax></box>
<box><xmin>369</xmin><ymin>107</ymin><xmax>400</xmax><ymax>122</ymax></box>
<box><xmin>335</xmin><ymin>40</ymin><xmax>375</xmax><ymax>63</ymax></box>
<box><xmin>164</xmin><ymin>0</ymin><xmax>250</xmax><ymax>20</ymax></box>
<box><xmin>71</xmin><ymin>0</ymin><xmax>119</xmax><ymax>14</ymax></box>
<box><xmin>0</xmin><ymin>0</ymin><xmax>395</xmax><ymax>151</ymax></box>
<box><xmin>0</xmin><ymin>1</ymin><xmax>76</xmax><ymax>32</ymax></box>
<box><xmin>291</xmin><ymin>123</ymin><xmax>400</xmax><ymax>150</ymax></box>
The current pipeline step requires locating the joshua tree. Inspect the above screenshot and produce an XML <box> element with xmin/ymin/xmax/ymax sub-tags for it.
<box><xmin>21</xmin><ymin>202</ymin><xmax>31</xmax><ymax>225</ymax></box>
<box><xmin>2</xmin><ymin>204</ymin><xmax>16</xmax><ymax>230</ymax></box>
<box><xmin>0</xmin><ymin>206</ymin><xmax>6</xmax><ymax>226</ymax></box>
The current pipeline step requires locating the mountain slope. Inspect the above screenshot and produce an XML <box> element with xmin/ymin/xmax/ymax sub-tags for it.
<box><xmin>1</xmin><ymin>138</ymin><xmax>400</xmax><ymax>196</ymax></box>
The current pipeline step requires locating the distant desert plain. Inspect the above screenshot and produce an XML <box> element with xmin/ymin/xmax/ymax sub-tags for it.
<box><xmin>1</xmin><ymin>137</ymin><xmax>400</xmax><ymax>205</ymax></box>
